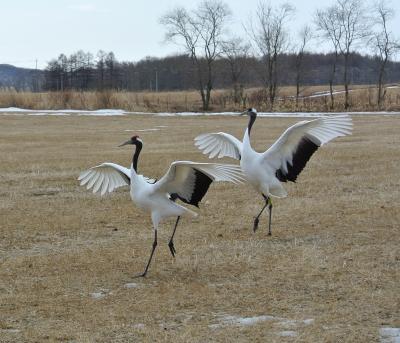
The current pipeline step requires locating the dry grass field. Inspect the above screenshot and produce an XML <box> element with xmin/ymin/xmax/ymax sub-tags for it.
<box><xmin>0</xmin><ymin>113</ymin><xmax>399</xmax><ymax>342</ymax></box>
<box><xmin>1</xmin><ymin>84</ymin><xmax>399</xmax><ymax>113</ymax></box>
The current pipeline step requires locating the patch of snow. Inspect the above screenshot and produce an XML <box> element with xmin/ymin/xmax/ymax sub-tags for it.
<box><xmin>125</xmin><ymin>128</ymin><xmax>161</xmax><ymax>132</ymax></box>
<box><xmin>90</xmin><ymin>292</ymin><xmax>106</xmax><ymax>299</ymax></box>
<box><xmin>306</xmin><ymin>89</ymin><xmax>351</xmax><ymax>98</ymax></box>
<box><xmin>386</xmin><ymin>85</ymin><xmax>399</xmax><ymax>89</ymax></box>
<box><xmin>278</xmin><ymin>330</ymin><xmax>297</xmax><ymax>337</ymax></box>
<box><xmin>28</xmin><ymin>112</ymin><xmax>70</xmax><ymax>116</ymax></box>
<box><xmin>155</xmin><ymin>110</ymin><xmax>400</xmax><ymax>117</ymax></box>
<box><xmin>235</xmin><ymin>315</ymin><xmax>276</xmax><ymax>326</ymax></box>
<box><xmin>380</xmin><ymin>328</ymin><xmax>400</xmax><ymax>343</ymax></box>
<box><xmin>90</xmin><ymin>289</ymin><xmax>110</xmax><ymax>299</ymax></box>
<box><xmin>278</xmin><ymin>319</ymin><xmax>298</xmax><ymax>327</ymax></box>
<box><xmin>0</xmin><ymin>107</ymin><xmax>27</xmax><ymax>112</ymax></box>
<box><xmin>278</xmin><ymin>318</ymin><xmax>314</xmax><ymax>328</ymax></box>
<box><xmin>2</xmin><ymin>107</ymin><xmax>400</xmax><ymax>117</ymax></box>
<box><xmin>2</xmin><ymin>329</ymin><xmax>21</xmax><ymax>333</ymax></box>
<box><xmin>303</xmin><ymin>318</ymin><xmax>314</xmax><ymax>325</ymax></box>
<box><xmin>210</xmin><ymin>314</ymin><xmax>277</xmax><ymax>328</ymax></box>
<box><xmin>132</xmin><ymin>323</ymin><xmax>145</xmax><ymax>329</ymax></box>
<box><xmin>0</xmin><ymin>107</ymin><xmax>126</xmax><ymax>116</ymax></box>
<box><xmin>210</xmin><ymin>312</ymin><xmax>315</xmax><ymax>332</ymax></box>
<box><xmin>78</xmin><ymin>109</ymin><xmax>126</xmax><ymax>116</ymax></box>
<box><xmin>124</xmin><ymin>282</ymin><xmax>139</xmax><ymax>289</ymax></box>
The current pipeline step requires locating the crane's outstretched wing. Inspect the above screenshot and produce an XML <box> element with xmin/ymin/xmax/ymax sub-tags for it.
<box><xmin>194</xmin><ymin>132</ymin><xmax>243</xmax><ymax>160</ymax></box>
<box><xmin>78</xmin><ymin>162</ymin><xmax>131</xmax><ymax>195</ymax></box>
<box><xmin>154</xmin><ymin>161</ymin><xmax>245</xmax><ymax>207</ymax></box>
<box><xmin>263</xmin><ymin>115</ymin><xmax>352</xmax><ymax>182</ymax></box>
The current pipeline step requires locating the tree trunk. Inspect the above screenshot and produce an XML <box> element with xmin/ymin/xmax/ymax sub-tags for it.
<box><xmin>377</xmin><ymin>56</ymin><xmax>388</xmax><ymax>110</ymax></box>
<box><xmin>343</xmin><ymin>53</ymin><xmax>350</xmax><ymax>110</ymax></box>
<box><xmin>329</xmin><ymin>52</ymin><xmax>338</xmax><ymax>110</ymax></box>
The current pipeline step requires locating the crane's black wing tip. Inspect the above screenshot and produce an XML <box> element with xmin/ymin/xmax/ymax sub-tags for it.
<box><xmin>170</xmin><ymin>169</ymin><xmax>213</xmax><ymax>207</ymax></box>
<box><xmin>276</xmin><ymin>137</ymin><xmax>319</xmax><ymax>183</ymax></box>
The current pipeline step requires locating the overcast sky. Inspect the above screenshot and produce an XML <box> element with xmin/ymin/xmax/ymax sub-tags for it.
<box><xmin>1</xmin><ymin>0</ymin><xmax>399</xmax><ymax>69</ymax></box>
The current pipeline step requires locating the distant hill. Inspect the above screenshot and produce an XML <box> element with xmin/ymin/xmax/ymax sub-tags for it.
<box><xmin>0</xmin><ymin>64</ymin><xmax>43</xmax><ymax>91</ymax></box>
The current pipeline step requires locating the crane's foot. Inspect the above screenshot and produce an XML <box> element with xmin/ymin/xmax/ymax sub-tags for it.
<box><xmin>133</xmin><ymin>271</ymin><xmax>147</xmax><ymax>278</ymax></box>
<box><xmin>168</xmin><ymin>240</ymin><xmax>176</xmax><ymax>257</ymax></box>
<box><xmin>253</xmin><ymin>217</ymin><xmax>259</xmax><ymax>232</ymax></box>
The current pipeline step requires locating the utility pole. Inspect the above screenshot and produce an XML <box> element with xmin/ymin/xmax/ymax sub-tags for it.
<box><xmin>33</xmin><ymin>59</ymin><xmax>38</xmax><ymax>92</ymax></box>
<box><xmin>155</xmin><ymin>69</ymin><xmax>158</xmax><ymax>92</ymax></box>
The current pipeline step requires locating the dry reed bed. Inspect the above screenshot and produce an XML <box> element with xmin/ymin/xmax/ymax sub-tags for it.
<box><xmin>0</xmin><ymin>114</ymin><xmax>399</xmax><ymax>342</ymax></box>
<box><xmin>0</xmin><ymin>85</ymin><xmax>399</xmax><ymax>113</ymax></box>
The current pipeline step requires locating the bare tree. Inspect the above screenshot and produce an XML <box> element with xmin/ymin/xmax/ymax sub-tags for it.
<box><xmin>221</xmin><ymin>37</ymin><xmax>250</xmax><ymax>105</ymax></box>
<box><xmin>96</xmin><ymin>50</ymin><xmax>107</xmax><ymax>90</ymax></box>
<box><xmin>370</xmin><ymin>0</ymin><xmax>400</xmax><ymax>109</ymax></box>
<box><xmin>294</xmin><ymin>25</ymin><xmax>312</xmax><ymax>108</ymax></box>
<box><xmin>315</xmin><ymin>6</ymin><xmax>343</xmax><ymax>109</ymax></box>
<box><xmin>160</xmin><ymin>0</ymin><xmax>231</xmax><ymax>111</ymax></box>
<box><xmin>335</xmin><ymin>0</ymin><xmax>369</xmax><ymax>109</ymax></box>
<box><xmin>105</xmin><ymin>52</ymin><xmax>117</xmax><ymax>89</ymax></box>
<box><xmin>247</xmin><ymin>2</ymin><xmax>294</xmax><ymax>110</ymax></box>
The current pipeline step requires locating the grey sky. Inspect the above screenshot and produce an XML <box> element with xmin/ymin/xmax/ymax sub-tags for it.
<box><xmin>1</xmin><ymin>0</ymin><xmax>399</xmax><ymax>69</ymax></box>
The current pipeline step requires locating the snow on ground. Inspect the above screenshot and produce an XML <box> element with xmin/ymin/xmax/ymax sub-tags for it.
<box><xmin>278</xmin><ymin>330</ymin><xmax>297</xmax><ymax>337</ymax></box>
<box><xmin>305</xmin><ymin>89</ymin><xmax>353</xmax><ymax>98</ymax></box>
<box><xmin>125</xmin><ymin>128</ymin><xmax>162</xmax><ymax>132</ymax></box>
<box><xmin>209</xmin><ymin>313</ymin><xmax>314</xmax><ymax>330</ymax></box>
<box><xmin>90</xmin><ymin>291</ymin><xmax>107</xmax><ymax>299</ymax></box>
<box><xmin>208</xmin><ymin>314</ymin><xmax>276</xmax><ymax>328</ymax></box>
<box><xmin>0</xmin><ymin>107</ymin><xmax>126</xmax><ymax>116</ymax></box>
<box><xmin>1</xmin><ymin>107</ymin><xmax>400</xmax><ymax>117</ymax></box>
<box><xmin>380</xmin><ymin>328</ymin><xmax>400</xmax><ymax>343</ymax></box>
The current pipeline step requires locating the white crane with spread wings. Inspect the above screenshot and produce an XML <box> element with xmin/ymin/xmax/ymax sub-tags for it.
<box><xmin>195</xmin><ymin>109</ymin><xmax>352</xmax><ymax>235</ymax></box>
<box><xmin>78</xmin><ymin>135</ymin><xmax>244</xmax><ymax>277</ymax></box>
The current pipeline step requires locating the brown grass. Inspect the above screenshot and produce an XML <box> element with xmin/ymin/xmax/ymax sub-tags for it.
<box><xmin>1</xmin><ymin>84</ymin><xmax>399</xmax><ymax>112</ymax></box>
<box><xmin>0</xmin><ymin>113</ymin><xmax>399</xmax><ymax>342</ymax></box>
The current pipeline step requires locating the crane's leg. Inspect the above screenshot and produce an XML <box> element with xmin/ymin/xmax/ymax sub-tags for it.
<box><xmin>134</xmin><ymin>230</ymin><xmax>157</xmax><ymax>278</ymax></box>
<box><xmin>253</xmin><ymin>196</ymin><xmax>269</xmax><ymax>232</ymax></box>
<box><xmin>168</xmin><ymin>216</ymin><xmax>180</xmax><ymax>257</ymax></box>
<box><xmin>267</xmin><ymin>198</ymin><xmax>273</xmax><ymax>236</ymax></box>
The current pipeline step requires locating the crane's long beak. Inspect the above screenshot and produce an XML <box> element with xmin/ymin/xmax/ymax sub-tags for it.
<box><xmin>118</xmin><ymin>139</ymin><xmax>132</xmax><ymax>147</ymax></box>
<box><xmin>239</xmin><ymin>110</ymin><xmax>248</xmax><ymax>116</ymax></box>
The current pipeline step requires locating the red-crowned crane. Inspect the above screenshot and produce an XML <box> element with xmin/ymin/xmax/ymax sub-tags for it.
<box><xmin>78</xmin><ymin>136</ymin><xmax>244</xmax><ymax>277</ymax></box>
<box><xmin>194</xmin><ymin>109</ymin><xmax>352</xmax><ymax>235</ymax></box>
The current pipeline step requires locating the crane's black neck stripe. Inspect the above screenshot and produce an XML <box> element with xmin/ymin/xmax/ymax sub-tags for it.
<box><xmin>132</xmin><ymin>141</ymin><xmax>143</xmax><ymax>173</ymax></box>
<box><xmin>276</xmin><ymin>137</ymin><xmax>319</xmax><ymax>183</ymax></box>
<box><xmin>248</xmin><ymin>113</ymin><xmax>257</xmax><ymax>136</ymax></box>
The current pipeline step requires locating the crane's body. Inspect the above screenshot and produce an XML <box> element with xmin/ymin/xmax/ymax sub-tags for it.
<box><xmin>241</xmin><ymin>131</ymin><xmax>287</xmax><ymax>198</ymax></box>
<box><xmin>195</xmin><ymin>109</ymin><xmax>353</xmax><ymax>234</ymax></box>
<box><xmin>130</xmin><ymin>171</ymin><xmax>197</xmax><ymax>226</ymax></box>
<box><xmin>78</xmin><ymin>136</ymin><xmax>244</xmax><ymax>277</ymax></box>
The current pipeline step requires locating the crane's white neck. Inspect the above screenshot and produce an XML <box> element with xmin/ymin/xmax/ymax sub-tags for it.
<box><xmin>243</xmin><ymin>128</ymin><xmax>252</xmax><ymax>149</ymax></box>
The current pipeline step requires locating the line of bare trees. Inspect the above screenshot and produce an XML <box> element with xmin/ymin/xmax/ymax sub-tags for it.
<box><xmin>160</xmin><ymin>0</ymin><xmax>399</xmax><ymax>110</ymax></box>
<box><xmin>45</xmin><ymin>50</ymin><xmax>118</xmax><ymax>91</ymax></box>
<box><xmin>40</xmin><ymin>0</ymin><xmax>399</xmax><ymax>111</ymax></box>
